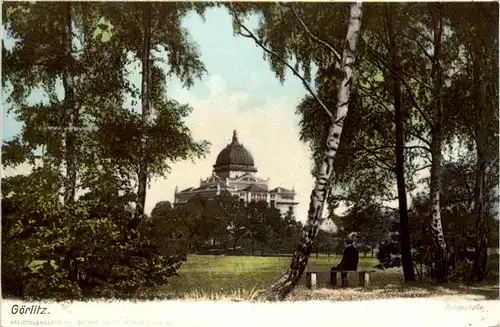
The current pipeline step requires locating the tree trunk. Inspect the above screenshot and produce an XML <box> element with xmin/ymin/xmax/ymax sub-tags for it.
<box><xmin>268</xmin><ymin>2</ymin><xmax>363</xmax><ymax>301</ymax></box>
<box><xmin>61</xmin><ymin>2</ymin><xmax>80</xmax><ymax>287</ymax></box>
<box><xmin>251</xmin><ymin>238</ymin><xmax>255</xmax><ymax>256</ymax></box>
<box><xmin>429</xmin><ymin>3</ymin><xmax>447</xmax><ymax>283</ymax></box>
<box><xmin>136</xmin><ymin>3</ymin><xmax>152</xmax><ymax>219</ymax></box>
<box><xmin>371</xmin><ymin>246</ymin><xmax>374</xmax><ymax>258</ymax></box>
<box><xmin>470</xmin><ymin>29</ymin><xmax>489</xmax><ymax>283</ymax></box>
<box><xmin>385</xmin><ymin>3</ymin><xmax>415</xmax><ymax>282</ymax></box>
<box><xmin>62</xmin><ymin>2</ymin><xmax>77</xmax><ymax>206</ymax></box>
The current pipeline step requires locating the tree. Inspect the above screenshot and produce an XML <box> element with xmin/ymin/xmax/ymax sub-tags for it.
<box><xmin>3</xmin><ymin>2</ymin><xmax>130</xmax><ymax>297</ymax></box>
<box><xmin>286</xmin><ymin>2</ymin><xmax>424</xmax><ymax>282</ymax></box>
<box><xmin>409</xmin><ymin>158</ymin><xmax>499</xmax><ymax>282</ymax></box>
<box><xmin>427</xmin><ymin>3</ymin><xmax>448</xmax><ymax>283</ymax></box>
<box><xmin>280</xmin><ymin>207</ymin><xmax>304</xmax><ymax>254</ymax></box>
<box><xmin>439</xmin><ymin>2</ymin><xmax>498</xmax><ymax>282</ymax></box>
<box><xmin>1</xmin><ymin>165</ymin><xmax>189</xmax><ymax>299</ymax></box>
<box><xmin>229</xmin><ymin>1</ymin><xmax>364</xmax><ymax>299</ymax></box>
<box><xmin>246</xmin><ymin>200</ymin><xmax>275</xmax><ymax>255</ymax></box>
<box><xmin>313</xmin><ymin>229</ymin><xmax>337</xmax><ymax>258</ymax></box>
<box><xmin>98</xmin><ymin>2</ymin><xmax>209</xmax><ymax>219</ymax></box>
<box><xmin>137</xmin><ymin>3</ymin><xmax>153</xmax><ymax>219</ymax></box>
<box><xmin>177</xmin><ymin>196</ymin><xmax>218</xmax><ymax>252</ymax></box>
<box><xmin>2</xmin><ymin>2</ymin><xmax>209</xmax><ymax>299</ymax></box>
<box><xmin>383</xmin><ymin>2</ymin><xmax>416</xmax><ymax>282</ymax></box>
<box><xmin>342</xmin><ymin>201</ymin><xmax>393</xmax><ymax>256</ymax></box>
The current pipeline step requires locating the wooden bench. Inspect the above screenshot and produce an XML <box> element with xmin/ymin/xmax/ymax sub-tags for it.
<box><xmin>305</xmin><ymin>268</ymin><xmax>376</xmax><ymax>289</ymax></box>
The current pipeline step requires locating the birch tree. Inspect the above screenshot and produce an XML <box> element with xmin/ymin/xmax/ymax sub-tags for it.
<box><xmin>61</xmin><ymin>2</ymin><xmax>77</xmax><ymax>205</ymax></box>
<box><xmin>2</xmin><ymin>2</ymin><xmax>209</xmax><ymax>299</ymax></box>
<box><xmin>137</xmin><ymin>3</ymin><xmax>152</xmax><ymax>219</ymax></box>
<box><xmin>99</xmin><ymin>2</ymin><xmax>209</xmax><ymax>219</ymax></box>
<box><xmin>230</xmin><ymin>1</ymin><xmax>363</xmax><ymax>300</ymax></box>
<box><xmin>444</xmin><ymin>2</ymin><xmax>499</xmax><ymax>282</ymax></box>
<box><xmin>428</xmin><ymin>3</ymin><xmax>447</xmax><ymax>282</ymax></box>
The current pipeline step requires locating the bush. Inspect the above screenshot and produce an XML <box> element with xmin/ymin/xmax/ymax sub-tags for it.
<box><xmin>376</xmin><ymin>241</ymin><xmax>401</xmax><ymax>269</ymax></box>
<box><xmin>485</xmin><ymin>252</ymin><xmax>499</xmax><ymax>281</ymax></box>
<box><xmin>2</xmin><ymin>172</ymin><xmax>186</xmax><ymax>300</ymax></box>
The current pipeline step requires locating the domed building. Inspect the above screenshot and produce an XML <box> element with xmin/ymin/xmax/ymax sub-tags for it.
<box><xmin>174</xmin><ymin>130</ymin><xmax>298</xmax><ymax>216</ymax></box>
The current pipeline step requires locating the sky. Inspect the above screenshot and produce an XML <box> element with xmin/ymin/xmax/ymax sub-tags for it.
<box><xmin>2</xmin><ymin>7</ymin><xmax>321</xmax><ymax>222</ymax></box>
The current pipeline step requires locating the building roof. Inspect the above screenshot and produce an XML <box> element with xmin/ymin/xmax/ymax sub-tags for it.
<box><xmin>242</xmin><ymin>184</ymin><xmax>268</xmax><ymax>192</ymax></box>
<box><xmin>179</xmin><ymin>187</ymin><xmax>195</xmax><ymax>193</ymax></box>
<box><xmin>269</xmin><ymin>187</ymin><xmax>294</xmax><ymax>194</ymax></box>
<box><xmin>213</xmin><ymin>130</ymin><xmax>257</xmax><ymax>173</ymax></box>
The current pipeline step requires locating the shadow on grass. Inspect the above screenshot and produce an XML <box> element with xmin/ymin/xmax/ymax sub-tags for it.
<box><xmin>289</xmin><ymin>282</ymin><xmax>499</xmax><ymax>301</ymax></box>
<box><xmin>156</xmin><ymin>255</ymin><xmax>499</xmax><ymax>301</ymax></box>
<box><xmin>159</xmin><ymin>268</ymin><xmax>498</xmax><ymax>301</ymax></box>
<box><xmin>288</xmin><ymin>269</ymin><xmax>499</xmax><ymax>301</ymax></box>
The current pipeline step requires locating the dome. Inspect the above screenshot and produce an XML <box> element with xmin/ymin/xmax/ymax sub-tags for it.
<box><xmin>213</xmin><ymin>130</ymin><xmax>257</xmax><ymax>173</ymax></box>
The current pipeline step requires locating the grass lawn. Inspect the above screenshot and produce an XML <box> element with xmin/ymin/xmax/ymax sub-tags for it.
<box><xmin>158</xmin><ymin>254</ymin><xmax>499</xmax><ymax>301</ymax></box>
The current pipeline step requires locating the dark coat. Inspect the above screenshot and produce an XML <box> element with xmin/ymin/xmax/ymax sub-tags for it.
<box><xmin>336</xmin><ymin>244</ymin><xmax>359</xmax><ymax>270</ymax></box>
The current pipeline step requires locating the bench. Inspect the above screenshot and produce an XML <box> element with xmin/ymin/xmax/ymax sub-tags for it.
<box><xmin>305</xmin><ymin>268</ymin><xmax>376</xmax><ymax>289</ymax></box>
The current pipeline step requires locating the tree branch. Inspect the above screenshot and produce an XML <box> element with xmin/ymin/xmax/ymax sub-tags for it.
<box><xmin>357</xmin><ymin>83</ymin><xmax>396</xmax><ymax>119</ymax></box>
<box><xmin>405</xmin><ymin>127</ymin><xmax>432</xmax><ymax>148</ymax></box>
<box><xmin>486</xmin><ymin>157</ymin><xmax>499</xmax><ymax>174</ymax></box>
<box><xmin>229</xmin><ymin>6</ymin><xmax>334</xmax><ymax>120</ymax></box>
<box><xmin>343</xmin><ymin>145</ymin><xmax>429</xmax><ymax>153</ymax></box>
<box><xmin>401</xmin><ymin>33</ymin><xmax>434</xmax><ymax>63</ymax></box>
<box><xmin>406</xmin><ymin>145</ymin><xmax>431</xmax><ymax>152</ymax></box>
<box><xmin>351</xmin><ymin>138</ymin><xmax>396</xmax><ymax>172</ymax></box>
<box><xmin>358</xmin><ymin>73</ymin><xmax>432</xmax><ymax>148</ymax></box>
<box><xmin>413</xmin><ymin>164</ymin><xmax>432</xmax><ymax>173</ymax></box>
<box><xmin>380</xmin><ymin>205</ymin><xmax>399</xmax><ymax>212</ymax></box>
<box><xmin>401</xmin><ymin>18</ymin><xmax>434</xmax><ymax>44</ymax></box>
<box><xmin>281</xmin><ymin>2</ymin><xmax>342</xmax><ymax>63</ymax></box>
<box><xmin>361</xmin><ymin>37</ymin><xmax>434</xmax><ymax>130</ymax></box>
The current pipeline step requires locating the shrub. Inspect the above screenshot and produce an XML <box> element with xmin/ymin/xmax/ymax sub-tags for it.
<box><xmin>376</xmin><ymin>241</ymin><xmax>401</xmax><ymax>269</ymax></box>
<box><xmin>2</xmin><ymin>172</ymin><xmax>186</xmax><ymax>300</ymax></box>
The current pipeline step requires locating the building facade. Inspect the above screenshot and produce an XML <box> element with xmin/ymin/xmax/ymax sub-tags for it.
<box><xmin>174</xmin><ymin>130</ymin><xmax>298</xmax><ymax>217</ymax></box>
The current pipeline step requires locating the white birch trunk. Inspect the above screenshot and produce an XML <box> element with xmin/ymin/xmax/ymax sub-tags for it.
<box><xmin>429</xmin><ymin>3</ymin><xmax>447</xmax><ymax>282</ymax></box>
<box><xmin>136</xmin><ymin>3</ymin><xmax>152</xmax><ymax>219</ymax></box>
<box><xmin>268</xmin><ymin>2</ymin><xmax>363</xmax><ymax>300</ymax></box>
<box><xmin>62</xmin><ymin>2</ymin><xmax>77</xmax><ymax>206</ymax></box>
<box><xmin>470</xmin><ymin>26</ymin><xmax>488</xmax><ymax>282</ymax></box>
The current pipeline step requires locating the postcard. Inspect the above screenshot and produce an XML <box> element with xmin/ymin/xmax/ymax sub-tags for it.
<box><xmin>2</xmin><ymin>1</ymin><xmax>498</xmax><ymax>327</ymax></box>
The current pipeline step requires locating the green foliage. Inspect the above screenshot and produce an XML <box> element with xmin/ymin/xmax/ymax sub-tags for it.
<box><xmin>407</xmin><ymin>158</ymin><xmax>499</xmax><ymax>282</ymax></box>
<box><xmin>342</xmin><ymin>201</ymin><xmax>395</xmax><ymax>252</ymax></box>
<box><xmin>376</xmin><ymin>241</ymin><xmax>401</xmax><ymax>270</ymax></box>
<box><xmin>156</xmin><ymin>194</ymin><xmax>304</xmax><ymax>256</ymax></box>
<box><xmin>235</xmin><ymin>2</ymin><xmax>498</xmax><ymax>287</ymax></box>
<box><xmin>2</xmin><ymin>2</ymin><xmax>210</xmax><ymax>300</ymax></box>
<box><xmin>1</xmin><ymin>168</ymin><xmax>187</xmax><ymax>300</ymax></box>
<box><xmin>99</xmin><ymin>2</ymin><xmax>208</xmax><ymax>89</ymax></box>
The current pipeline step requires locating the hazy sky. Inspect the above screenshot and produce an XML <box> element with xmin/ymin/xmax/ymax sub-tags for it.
<box><xmin>2</xmin><ymin>7</ymin><xmax>321</xmax><ymax>222</ymax></box>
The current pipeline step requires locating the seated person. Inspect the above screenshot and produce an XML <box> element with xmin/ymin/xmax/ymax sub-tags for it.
<box><xmin>332</xmin><ymin>239</ymin><xmax>359</xmax><ymax>286</ymax></box>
